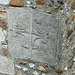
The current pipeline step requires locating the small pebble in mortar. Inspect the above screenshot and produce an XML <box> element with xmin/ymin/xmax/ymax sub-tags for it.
<box><xmin>23</xmin><ymin>67</ymin><xmax>28</xmax><ymax>72</ymax></box>
<box><xmin>64</xmin><ymin>67</ymin><xmax>68</xmax><ymax>71</ymax></box>
<box><xmin>29</xmin><ymin>63</ymin><xmax>35</xmax><ymax>68</ymax></box>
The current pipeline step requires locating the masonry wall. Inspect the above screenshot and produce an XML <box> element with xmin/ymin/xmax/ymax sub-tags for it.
<box><xmin>0</xmin><ymin>0</ymin><xmax>75</xmax><ymax>75</ymax></box>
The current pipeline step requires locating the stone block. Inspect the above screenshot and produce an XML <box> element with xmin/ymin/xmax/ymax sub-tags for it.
<box><xmin>7</xmin><ymin>7</ymin><xmax>61</xmax><ymax>66</ymax></box>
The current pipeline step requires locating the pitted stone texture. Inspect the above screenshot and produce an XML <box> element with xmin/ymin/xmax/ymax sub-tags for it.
<box><xmin>0</xmin><ymin>0</ymin><xmax>10</xmax><ymax>5</ymax></box>
<box><xmin>0</xmin><ymin>55</ymin><xmax>14</xmax><ymax>75</ymax></box>
<box><xmin>0</xmin><ymin>28</ymin><xmax>5</xmax><ymax>43</ymax></box>
<box><xmin>31</xmin><ymin>11</ymin><xmax>59</xmax><ymax>65</ymax></box>
<box><xmin>7</xmin><ymin>7</ymin><xmax>31</xmax><ymax>59</ymax></box>
<box><xmin>7</xmin><ymin>7</ymin><xmax>62</xmax><ymax>66</ymax></box>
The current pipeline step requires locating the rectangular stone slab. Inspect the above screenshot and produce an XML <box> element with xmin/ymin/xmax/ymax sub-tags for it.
<box><xmin>7</xmin><ymin>7</ymin><xmax>60</xmax><ymax>66</ymax></box>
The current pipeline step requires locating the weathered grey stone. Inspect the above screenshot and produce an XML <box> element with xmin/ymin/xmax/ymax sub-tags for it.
<box><xmin>0</xmin><ymin>55</ymin><xmax>14</xmax><ymax>75</ymax></box>
<box><xmin>0</xmin><ymin>28</ymin><xmax>5</xmax><ymax>43</ymax></box>
<box><xmin>7</xmin><ymin>7</ymin><xmax>31</xmax><ymax>60</ymax></box>
<box><xmin>0</xmin><ymin>0</ymin><xmax>10</xmax><ymax>5</ymax></box>
<box><xmin>7</xmin><ymin>7</ymin><xmax>62</xmax><ymax>67</ymax></box>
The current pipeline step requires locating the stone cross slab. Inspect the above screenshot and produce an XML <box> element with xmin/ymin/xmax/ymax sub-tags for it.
<box><xmin>7</xmin><ymin>7</ymin><xmax>61</xmax><ymax>66</ymax></box>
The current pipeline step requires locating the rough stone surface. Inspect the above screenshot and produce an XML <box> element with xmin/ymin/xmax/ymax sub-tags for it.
<box><xmin>0</xmin><ymin>0</ymin><xmax>74</xmax><ymax>75</ymax></box>
<box><xmin>0</xmin><ymin>0</ymin><xmax>10</xmax><ymax>5</ymax></box>
<box><xmin>0</xmin><ymin>55</ymin><xmax>14</xmax><ymax>75</ymax></box>
<box><xmin>0</xmin><ymin>28</ymin><xmax>5</xmax><ymax>43</ymax></box>
<box><xmin>7</xmin><ymin>7</ymin><xmax>62</xmax><ymax>67</ymax></box>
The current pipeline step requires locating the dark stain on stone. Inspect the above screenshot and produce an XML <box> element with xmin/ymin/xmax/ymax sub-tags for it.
<box><xmin>57</xmin><ymin>1</ymin><xmax>64</xmax><ymax>5</ymax></box>
<box><xmin>67</xmin><ymin>30</ymin><xmax>73</xmax><ymax>38</ymax></box>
